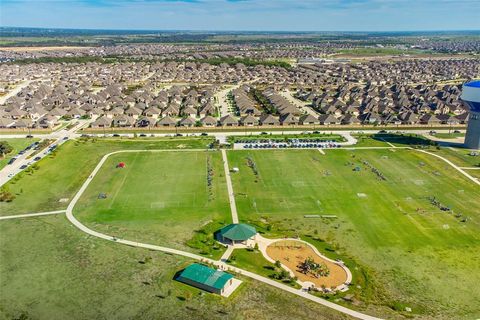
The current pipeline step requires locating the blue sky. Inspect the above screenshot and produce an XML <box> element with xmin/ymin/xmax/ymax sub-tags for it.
<box><xmin>1</xmin><ymin>0</ymin><xmax>479</xmax><ymax>31</ymax></box>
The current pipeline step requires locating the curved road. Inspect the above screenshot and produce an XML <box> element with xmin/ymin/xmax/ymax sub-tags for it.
<box><xmin>65</xmin><ymin>149</ymin><xmax>382</xmax><ymax>320</ymax></box>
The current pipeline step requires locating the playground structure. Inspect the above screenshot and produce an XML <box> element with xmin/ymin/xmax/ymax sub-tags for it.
<box><xmin>255</xmin><ymin>235</ymin><xmax>352</xmax><ymax>292</ymax></box>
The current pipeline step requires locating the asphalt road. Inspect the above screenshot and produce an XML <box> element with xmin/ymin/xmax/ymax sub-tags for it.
<box><xmin>0</xmin><ymin>120</ymin><xmax>92</xmax><ymax>187</ymax></box>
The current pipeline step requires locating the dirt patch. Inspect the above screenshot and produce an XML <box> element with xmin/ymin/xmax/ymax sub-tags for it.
<box><xmin>266</xmin><ymin>240</ymin><xmax>347</xmax><ymax>288</ymax></box>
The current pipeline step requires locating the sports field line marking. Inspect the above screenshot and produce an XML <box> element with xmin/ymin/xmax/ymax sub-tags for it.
<box><xmin>109</xmin><ymin>152</ymin><xmax>140</xmax><ymax>209</ymax></box>
<box><xmin>459</xmin><ymin>167</ymin><xmax>480</xmax><ymax>170</ymax></box>
<box><xmin>0</xmin><ymin>210</ymin><xmax>66</xmax><ymax>220</ymax></box>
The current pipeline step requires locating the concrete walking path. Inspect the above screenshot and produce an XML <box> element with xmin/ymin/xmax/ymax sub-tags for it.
<box><xmin>220</xmin><ymin>245</ymin><xmax>235</xmax><ymax>262</ymax></box>
<box><xmin>63</xmin><ymin>148</ymin><xmax>381</xmax><ymax>320</ymax></box>
<box><xmin>0</xmin><ymin>210</ymin><xmax>66</xmax><ymax>220</ymax></box>
<box><xmin>221</xmin><ymin>149</ymin><xmax>239</xmax><ymax>223</ymax></box>
<box><xmin>415</xmin><ymin>149</ymin><xmax>480</xmax><ymax>186</ymax></box>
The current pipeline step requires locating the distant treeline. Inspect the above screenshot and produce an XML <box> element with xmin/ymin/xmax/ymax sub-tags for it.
<box><xmin>9</xmin><ymin>55</ymin><xmax>292</xmax><ymax>69</ymax></box>
<box><xmin>3</xmin><ymin>27</ymin><xmax>480</xmax><ymax>47</ymax></box>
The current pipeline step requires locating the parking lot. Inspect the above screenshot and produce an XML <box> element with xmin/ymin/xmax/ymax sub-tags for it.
<box><xmin>234</xmin><ymin>138</ymin><xmax>341</xmax><ymax>150</ymax></box>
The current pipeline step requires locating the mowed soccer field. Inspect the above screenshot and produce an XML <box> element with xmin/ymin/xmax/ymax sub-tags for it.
<box><xmin>227</xmin><ymin>149</ymin><xmax>480</xmax><ymax>318</ymax></box>
<box><xmin>70</xmin><ymin>146</ymin><xmax>480</xmax><ymax>318</ymax></box>
<box><xmin>75</xmin><ymin>151</ymin><xmax>230</xmax><ymax>252</ymax></box>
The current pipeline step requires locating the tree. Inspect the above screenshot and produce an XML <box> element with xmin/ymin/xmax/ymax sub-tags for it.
<box><xmin>0</xmin><ymin>141</ymin><xmax>13</xmax><ymax>158</ymax></box>
<box><xmin>0</xmin><ymin>185</ymin><xmax>15</xmax><ymax>202</ymax></box>
<box><xmin>274</xmin><ymin>260</ymin><xmax>281</xmax><ymax>268</ymax></box>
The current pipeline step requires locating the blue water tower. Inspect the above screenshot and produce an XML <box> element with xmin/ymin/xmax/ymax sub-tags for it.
<box><xmin>461</xmin><ymin>80</ymin><xmax>480</xmax><ymax>149</ymax></box>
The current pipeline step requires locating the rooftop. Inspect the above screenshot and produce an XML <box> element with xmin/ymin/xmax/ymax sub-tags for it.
<box><xmin>177</xmin><ymin>263</ymin><xmax>233</xmax><ymax>290</ymax></box>
<box><xmin>219</xmin><ymin>223</ymin><xmax>257</xmax><ymax>241</ymax></box>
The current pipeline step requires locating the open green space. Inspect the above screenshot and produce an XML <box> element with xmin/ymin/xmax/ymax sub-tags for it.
<box><xmin>0</xmin><ymin>216</ymin><xmax>349</xmax><ymax>320</ymax></box>
<box><xmin>0</xmin><ymin>138</ymin><xmax>38</xmax><ymax>169</ymax></box>
<box><xmin>333</xmin><ymin>47</ymin><xmax>431</xmax><ymax>57</ymax></box>
<box><xmin>433</xmin><ymin>132</ymin><xmax>465</xmax><ymax>139</ymax></box>
<box><xmin>2</xmin><ymin>134</ymin><xmax>479</xmax><ymax>319</ymax></box>
<box><xmin>463</xmin><ymin>169</ymin><xmax>480</xmax><ymax>179</ymax></box>
<box><xmin>75</xmin><ymin>151</ymin><xmax>230</xmax><ymax>256</ymax></box>
<box><xmin>227</xmin><ymin>148</ymin><xmax>480</xmax><ymax>318</ymax></box>
<box><xmin>429</xmin><ymin>147</ymin><xmax>480</xmax><ymax>167</ymax></box>
<box><xmin>351</xmin><ymin>134</ymin><xmax>391</xmax><ymax>147</ymax></box>
<box><xmin>0</xmin><ymin>137</ymin><xmax>214</xmax><ymax>215</ymax></box>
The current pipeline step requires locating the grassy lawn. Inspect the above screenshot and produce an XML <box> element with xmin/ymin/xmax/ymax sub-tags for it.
<box><xmin>228</xmin><ymin>248</ymin><xmax>277</xmax><ymax>278</ymax></box>
<box><xmin>429</xmin><ymin>147</ymin><xmax>480</xmax><ymax>168</ymax></box>
<box><xmin>0</xmin><ymin>216</ymin><xmax>350</xmax><ymax>320</ymax></box>
<box><xmin>0</xmin><ymin>137</ymin><xmax>214</xmax><ymax>216</ymax></box>
<box><xmin>433</xmin><ymin>132</ymin><xmax>465</xmax><ymax>139</ymax></box>
<box><xmin>227</xmin><ymin>148</ymin><xmax>480</xmax><ymax>318</ymax></box>
<box><xmin>75</xmin><ymin>151</ymin><xmax>230</xmax><ymax>257</ymax></box>
<box><xmin>351</xmin><ymin>134</ymin><xmax>391</xmax><ymax>147</ymax></box>
<box><xmin>334</xmin><ymin>47</ymin><xmax>428</xmax><ymax>56</ymax></box>
<box><xmin>463</xmin><ymin>169</ymin><xmax>480</xmax><ymax>179</ymax></box>
<box><xmin>0</xmin><ymin>138</ymin><xmax>39</xmax><ymax>169</ymax></box>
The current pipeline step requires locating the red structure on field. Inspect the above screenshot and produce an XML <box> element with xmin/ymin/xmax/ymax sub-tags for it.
<box><xmin>117</xmin><ymin>162</ymin><xmax>126</xmax><ymax>168</ymax></box>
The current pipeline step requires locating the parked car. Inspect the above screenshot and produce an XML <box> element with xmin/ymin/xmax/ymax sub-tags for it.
<box><xmin>20</xmin><ymin>165</ymin><xmax>28</xmax><ymax>169</ymax></box>
<box><xmin>34</xmin><ymin>157</ymin><xmax>41</xmax><ymax>161</ymax></box>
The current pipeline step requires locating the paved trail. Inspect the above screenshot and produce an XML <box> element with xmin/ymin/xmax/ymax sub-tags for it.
<box><xmin>0</xmin><ymin>210</ymin><xmax>66</xmax><ymax>220</ymax></box>
<box><xmin>7</xmin><ymin>142</ymin><xmax>477</xmax><ymax>320</ymax></box>
<box><xmin>63</xmin><ymin>148</ymin><xmax>382</xmax><ymax>320</ymax></box>
<box><xmin>221</xmin><ymin>149</ymin><xmax>239</xmax><ymax>223</ymax></box>
<box><xmin>415</xmin><ymin>149</ymin><xmax>480</xmax><ymax>186</ymax></box>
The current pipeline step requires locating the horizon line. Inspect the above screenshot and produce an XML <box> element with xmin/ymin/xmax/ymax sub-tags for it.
<box><xmin>2</xmin><ymin>26</ymin><xmax>480</xmax><ymax>34</ymax></box>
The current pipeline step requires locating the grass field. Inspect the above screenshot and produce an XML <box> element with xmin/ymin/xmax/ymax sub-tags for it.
<box><xmin>74</xmin><ymin>151</ymin><xmax>230</xmax><ymax>256</ymax></box>
<box><xmin>227</xmin><ymin>148</ymin><xmax>480</xmax><ymax>318</ymax></box>
<box><xmin>0</xmin><ymin>216</ymin><xmax>349</xmax><ymax>320</ymax></box>
<box><xmin>0</xmin><ymin>138</ymin><xmax>38</xmax><ymax>169</ymax></box>
<box><xmin>433</xmin><ymin>132</ymin><xmax>465</xmax><ymax>139</ymax></box>
<box><xmin>2</xmin><ymin>135</ymin><xmax>479</xmax><ymax>319</ymax></box>
<box><xmin>429</xmin><ymin>147</ymin><xmax>480</xmax><ymax>167</ymax></box>
<box><xmin>0</xmin><ymin>137</ymin><xmax>214</xmax><ymax>215</ymax></box>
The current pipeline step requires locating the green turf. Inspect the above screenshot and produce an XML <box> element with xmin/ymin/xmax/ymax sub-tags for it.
<box><xmin>0</xmin><ymin>137</ymin><xmax>214</xmax><ymax>216</ymax></box>
<box><xmin>226</xmin><ymin>148</ymin><xmax>480</xmax><ymax>318</ymax></box>
<box><xmin>465</xmin><ymin>169</ymin><xmax>480</xmax><ymax>179</ymax></box>
<box><xmin>0</xmin><ymin>216</ymin><xmax>350</xmax><ymax>320</ymax></box>
<box><xmin>429</xmin><ymin>147</ymin><xmax>480</xmax><ymax>167</ymax></box>
<box><xmin>227</xmin><ymin>249</ymin><xmax>277</xmax><ymax>278</ymax></box>
<box><xmin>433</xmin><ymin>132</ymin><xmax>465</xmax><ymax>139</ymax></box>
<box><xmin>74</xmin><ymin>151</ymin><xmax>231</xmax><ymax>256</ymax></box>
<box><xmin>0</xmin><ymin>138</ymin><xmax>39</xmax><ymax>169</ymax></box>
<box><xmin>351</xmin><ymin>134</ymin><xmax>391</xmax><ymax>147</ymax></box>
